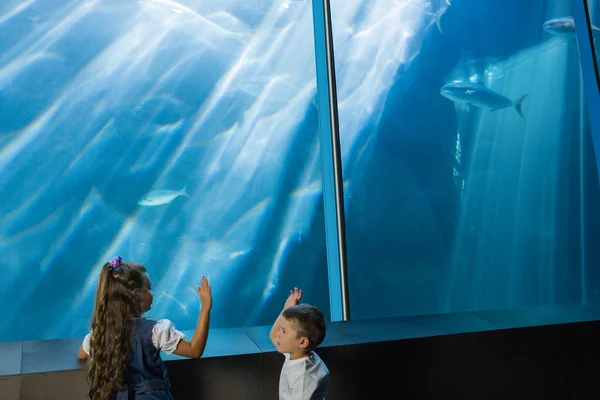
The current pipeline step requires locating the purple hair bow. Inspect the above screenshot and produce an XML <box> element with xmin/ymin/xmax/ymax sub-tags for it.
<box><xmin>109</xmin><ymin>256</ymin><xmax>122</xmax><ymax>270</ymax></box>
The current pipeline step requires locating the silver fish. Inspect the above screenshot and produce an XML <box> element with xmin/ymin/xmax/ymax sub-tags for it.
<box><xmin>543</xmin><ymin>17</ymin><xmax>600</xmax><ymax>40</ymax></box>
<box><xmin>237</xmin><ymin>75</ymin><xmax>318</xmax><ymax>108</ymax></box>
<box><xmin>137</xmin><ymin>0</ymin><xmax>248</xmax><ymax>44</ymax></box>
<box><xmin>428</xmin><ymin>0</ymin><xmax>451</xmax><ymax>33</ymax></box>
<box><xmin>440</xmin><ymin>81</ymin><xmax>527</xmax><ymax>119</ymax></box>
<box><xmin>138</xmin><ymin>186</ymin><xmax>190</xmax><ymax>206</ymax></box>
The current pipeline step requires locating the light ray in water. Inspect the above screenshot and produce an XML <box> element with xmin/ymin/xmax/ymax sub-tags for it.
<box><xmin>447</xmin><ymin>39</ymin><xmax>570</xmax><ymax>310</ymax></box>
<box><xmin>0</xmin><ymin>0</ymin><xmax>38</xmax><ymax>26</ymax></box>
<box><xmin>0</xmin><ymin>0</ymin><xmax>434</xmax><ymax>340</ymax></box>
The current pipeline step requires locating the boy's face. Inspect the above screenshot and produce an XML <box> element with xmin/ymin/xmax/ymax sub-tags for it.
<box><xmin>275</xmin><ymin>317</ymin><xmax>309</xmax><ymax>356</ymax></box>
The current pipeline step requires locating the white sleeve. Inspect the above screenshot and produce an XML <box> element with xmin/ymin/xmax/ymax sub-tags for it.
<box><xmin>152</xmin><ymin>319</ymin><xmax>185</xmax><ymax>355</ymax></box>
<box><xmin>82</xmin><ymin>332</ymin><xmax>92</xmax><ymax>355</ymax></box>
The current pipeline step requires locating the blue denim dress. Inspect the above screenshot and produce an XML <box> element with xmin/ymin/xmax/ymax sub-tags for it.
<box><xmin>110</xmin><ymin>318</ymin><xmax>175</xmax><ymax>400</ymax></box>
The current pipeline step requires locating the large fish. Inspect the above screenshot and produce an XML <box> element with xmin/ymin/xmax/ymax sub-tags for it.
<box><xmin>440</xmin><ymin>81</ymin><xmax>527</xmax><ymax>119</ymax></box>
<box><xmin>138</xmin><ymin>186</ymin><xmax>190</xmax><ymax>206</ymax></box>
<box><xmin>543</xmin><ymin>17</ymin><xmax>600</xmax><ymax>40</ymax></box>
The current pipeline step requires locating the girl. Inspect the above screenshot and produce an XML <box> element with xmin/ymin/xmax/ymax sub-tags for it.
<box><xmin>77</xmin><ymin>256</ymin><xmax>212</xmax><ymax>400</ymax></box>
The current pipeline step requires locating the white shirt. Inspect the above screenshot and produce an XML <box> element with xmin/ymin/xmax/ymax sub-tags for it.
<box><xmin>279</xmin><ymin>351</ymin><xmax>330</xmax><ymax>400</ymax></box>
<box><xmin>81</xmin><ymin>319</ymin><xmax>185</xmax><ymax>355</ymax></box>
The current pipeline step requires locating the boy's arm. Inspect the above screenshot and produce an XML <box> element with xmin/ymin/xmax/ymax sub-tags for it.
<box><xmin>269</xmin><ymin>313</ymin><xmax>284</xmax><ymax>346</ymax></box>
<box><xmin>270</xmin><ymin>288</ymin><xmax>302</xmax><ymax>346</ymax></box>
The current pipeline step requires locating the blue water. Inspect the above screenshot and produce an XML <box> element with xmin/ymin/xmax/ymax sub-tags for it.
<box><xmin>0</xmin><ymin>0</ymin><xmax>599</xmax><ymax>342</ymax></box>
<box><xmin>0</xmin><ymin>0</ymin><xmax>329</xmax><ymax>342</ymax></box>
<box><xmin>332</xmin><ymin>0</ymin><xmax>600</xmax><ymax>319</ymax></box>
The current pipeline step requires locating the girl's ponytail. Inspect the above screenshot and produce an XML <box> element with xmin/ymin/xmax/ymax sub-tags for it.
<box><xmin>87</xmin><ymin>258</ymin><xmax>147</xmax><ymax>400</ymax></box>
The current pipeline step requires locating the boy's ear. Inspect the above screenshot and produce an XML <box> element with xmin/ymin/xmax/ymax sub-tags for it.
<box><xmin>298</xmin><ymin>337</ymin><xmax>309</xmax><ymax>349</ymax></box>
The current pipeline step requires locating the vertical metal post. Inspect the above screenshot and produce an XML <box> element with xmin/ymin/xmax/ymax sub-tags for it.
<box><xmin>312</xmin><ymin>0</ymin><xmax>350</xmax><ymax>321</ymax></box>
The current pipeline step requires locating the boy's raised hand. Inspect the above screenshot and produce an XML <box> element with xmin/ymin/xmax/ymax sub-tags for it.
<box><xmin>283</xmin><ymin>287</ymin><xmax>302</xmax><ymax>310</ymax></box>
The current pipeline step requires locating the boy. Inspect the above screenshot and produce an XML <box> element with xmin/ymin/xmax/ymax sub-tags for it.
<box><xmin>269</xmin><ymin>287</ymin><xmax>330</xmax><ymax>400</ymax></box>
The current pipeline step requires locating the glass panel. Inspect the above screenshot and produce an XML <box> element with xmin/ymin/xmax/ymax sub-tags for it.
<box><xmin>582</xmin><ymin>0</ymin><xmax>600</xmax><ymax>309</ymax></box>
<box><xmin>329</xmin><ymin>0</ymin><xmax>600</xmax><ymax>320</ymax></box>
<box><xmin>0</xmin><ymin>0</ymin><xmax>328</xmax><ymax>341</ymax></box>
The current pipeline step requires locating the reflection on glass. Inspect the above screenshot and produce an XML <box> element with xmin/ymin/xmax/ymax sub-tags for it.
<box><xmin>330</xmin><ymin>0</ymin><xmax>600</xmax><ymax>319</ymax></box>
<box><xmin>0</xmin><ymin>0</ymin><xmax>328</xmax><ymax>342</ymax></box>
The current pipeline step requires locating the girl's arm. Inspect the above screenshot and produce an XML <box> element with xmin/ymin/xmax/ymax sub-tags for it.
<box><xmin>173</xmin><ymin>306</ymin><xmax>211</xmax><ymax>358</ymax></box>
<box><xmin>77</xmin><ymin>333</ymin><xmax>91</xmax><ymax>360</ymax></box>
<box><xmin>173</xmin><ymin>276</ymin><xmax>212</xmax><ymax>358</ymax></box>
<box><xmin>77</xmin><ymin>346</ymin><xmax>88</xmax><ymax>360</ymax></box>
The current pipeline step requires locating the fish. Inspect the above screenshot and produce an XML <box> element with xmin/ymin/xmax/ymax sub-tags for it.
<box><xmin>137</xmin><ymin>0</ymin><xmax>248</xmax><ymax>45</ymax></box>
<box><xmin>432</xmin><ymin>7</ymin><xmax>449</xmax><ymax>33</ymax></box>
<box><xmin>237</xmin><ymin>75</ymin><xmax>318</xmax><ymax>109</ymax></box>
<box><xmin>543</xmin><ymin>17</ymin><xmax>600</xmax><ymax>41</ymax></box>
<box><xmin>138</xmin><ymin>186</ymin><xmax>190</xmax><ymax>206</ymax></box>
<box><xmin>440</xmin><ymin>81</ymin><xmax>527</xmax><ymax>119</ymax></box>
<box><xmin>131</xmin><ymin>94</ymin><xmax>192</xmax><ymax>126</ymax></box>
<box><xmin>427</xmin><ymin>0</ymin><xmax>451</xmax><ymax>33</ymax></box>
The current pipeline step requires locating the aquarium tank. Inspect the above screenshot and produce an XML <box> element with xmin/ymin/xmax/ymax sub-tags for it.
<box><xmin>0</xmin><ymin>0</ymin><xmax>599</xmax><ymax>343</ymax></box>
<box><xmin>330</xmin><ymin>0</ymin><xmax>600</xmax><ymax>319</ymax></box>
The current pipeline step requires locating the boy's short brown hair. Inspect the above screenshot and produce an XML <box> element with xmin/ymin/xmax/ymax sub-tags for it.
<box><xmin>282</xmin><ymin>304</ymin><xmax>326</xmax><ymax>352</ymax></box>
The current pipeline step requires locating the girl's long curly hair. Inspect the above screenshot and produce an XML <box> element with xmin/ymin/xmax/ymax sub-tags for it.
<box><xmin>87</xmin><ymin>260</ymin><xmax>148</xmax><ymax>400</ymax></box>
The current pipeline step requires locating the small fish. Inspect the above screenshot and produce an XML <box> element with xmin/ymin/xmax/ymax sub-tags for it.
<box><xmin>137</xmin><ymin>0</ymin><xmax>249</xmax><ymax>44</ymax></box>
<box><xmin>432</xmin><ymin>7</ymin><xmax>449</xmax><ymax>33</ymax></box>
<box><xmin>440</xmin><ymin>82</ymin><xmax>527</xmax><ymax>119</ymax></box>
<box><xmin>131</xmin><ymin>94</ymin><xmax>191</xmax><ymax>126</ymax></box>
<box><xmin>427</xmin><ymin>0</ymin><xmax>451</xmax><ymax>33</ymax></box>
<box><xmin>237</xmin><ymin>75</ymin><xmax>318</xmax><ymax>109</ymax></box>
<box><xmin>543</xmin><ymin>17</ymin><xmax>600</xmax><ymax>41</ymax></box>
<box><xmin>138</xmin><ymin>186</ymin><xmax>190</xmax><ymax>206</ymax></box>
